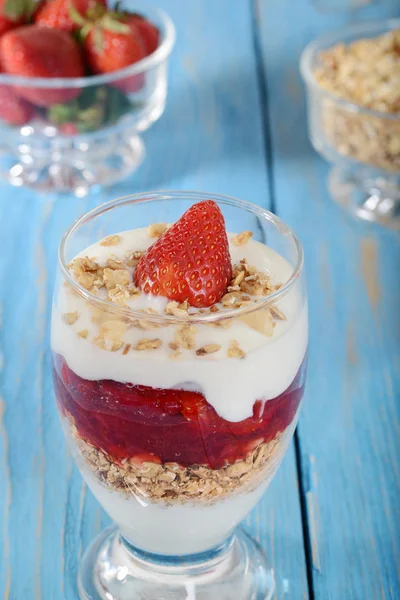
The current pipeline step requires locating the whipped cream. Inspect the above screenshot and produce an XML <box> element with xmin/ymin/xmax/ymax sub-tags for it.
<box><xmin>51</xmin><ymin>228</ymin><xmax>308</xmax><ymax>422</ymax></box>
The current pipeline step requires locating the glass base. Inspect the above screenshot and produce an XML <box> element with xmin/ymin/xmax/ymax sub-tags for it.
<box><xmin>0</xmin><ymin>127</ymin><xmax>145</xmax><ymax>197</ymax></box>
<box><xmin>78</xmin><ymin>526</ymin><xmax>275</xmax><ymax>600</ymax></box>
<box><xmin>329</xmin><ymin>166</ymin><xmax>400</xmax><ymax>230</ymax></box>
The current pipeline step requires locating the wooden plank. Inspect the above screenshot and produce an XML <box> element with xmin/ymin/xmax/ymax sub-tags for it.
<box><xmin>0</xmin><ymin>1</ymin><xmax>308</xmax><ymax>598</ymax></box>
<box><xmin>256</xmin><ymin>0</ymin><xmax>400</xmax><ymax>598</ymax></box>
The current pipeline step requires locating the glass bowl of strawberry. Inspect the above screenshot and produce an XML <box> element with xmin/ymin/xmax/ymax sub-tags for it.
<box><xmin>51</xmin><ymin>191</ymin><xmax>308</xmax><ymax>599</ymax></box>
<box><xmin>0</xmin><ymin>0</ymin><xmax>175</xmax><ymax>196</ymax></box>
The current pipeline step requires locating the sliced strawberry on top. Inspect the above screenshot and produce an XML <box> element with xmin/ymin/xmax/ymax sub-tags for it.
<box><xmin>35</xmin><ymin>0</ymin><xmax>107</xmax><ymax>33</ymax></box>
<box><xmin>134</xmin><ymin>200</ymin><xmax>232</xmax><ymax>308</ymax></box>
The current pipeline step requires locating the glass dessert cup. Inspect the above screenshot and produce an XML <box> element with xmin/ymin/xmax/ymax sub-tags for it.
<box><xmin>0</xmin><ymin>3</ymin><xmax>175</xmax><ymax>197</ymax></box>
<box><xmin>51</xmin><ymin>191</ymin><xmax>308</xmax><ymax>599</ymax></box>
<box><xmin>300</xmin><ymin>20</ymin><xmax>400</xmax><ymax>230</ymax></box>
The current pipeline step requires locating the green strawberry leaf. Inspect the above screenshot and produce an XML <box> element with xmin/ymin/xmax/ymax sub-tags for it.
<box><xmin>105</xmin><ymin>86</ymin><xmax>133</xmax><ymax>125</ymax></box>
<box><xmin>101</xmin><ymin>15</ymin><xmax>130</xmax><ymax>35</ymax></box>
<box><xmin>93</xmin><ymin>26</ymin><xmax>104</xmax><ymax>53</ymax></box>
<box><xmin>46</xmin><ymin>86</ymin><xmax>135</xmax><ymax>133</ymax></box>
<box><xmin>25</xmin><ymin>0</ymin><xmax>37</xmax><ymax>19</ymax></box>
<box><xmin>86</xmin><ymin>3</ymin><xmax>107</xmax><ymax>20</ymax></box>
<box><xmin>69</xmin><ymin>3</ymin><xmax>87</xmax><ymax>27</ymax></box>
<box><xmin>78</xmin><ymin>23</ymin><xmax>93</xmax><ymax>43</ymax></box>
<box><xmin>48</xmin><ymin>101</ymin><xmax>80</xmax><ymax>124</ymax></box>
<box><xmin>77</xmin><ymin>106</ymin><xmax>104</xmax><ymax>131</ymax></box>
<box><xmin>3</xmin><ymin>0</ymin><xmax>34</xmax><ymax>20</ymax></box>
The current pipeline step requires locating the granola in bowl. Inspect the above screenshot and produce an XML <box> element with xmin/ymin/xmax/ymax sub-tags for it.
<box><xmin>311</xmin><ymin>27</ymin><xmax>400</xmax><ymax>173</ymax></box>
<box><xmin>301</xmin><ymin>21</ymin><xmax>400</xmax><ymax>227</ymax></box>
<box><xmin>314</xmin><ymin>29</ymin><xmax>400</xmax><ymax>173</ymax></box>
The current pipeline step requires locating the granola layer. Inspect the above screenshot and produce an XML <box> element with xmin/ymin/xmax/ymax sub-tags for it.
<box><xmin>64</xmin><ymin>250</ymin><xmax>287</xmax><ymax>360</ymax></box>
<box><xmin>71</xmin><ymin>424</ymin><xmax>288</xmax><ymax>505</ymax></box>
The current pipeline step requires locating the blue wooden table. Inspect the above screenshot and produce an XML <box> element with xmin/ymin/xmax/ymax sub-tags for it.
<box><xmin>1</xmin><ymin>1</ymin><xmax>399</xmax><ymax>598</ymax></box>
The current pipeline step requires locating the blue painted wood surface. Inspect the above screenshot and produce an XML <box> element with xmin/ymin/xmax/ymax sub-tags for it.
<box><xmin>257</xmin><ymin>0</ymin><xmax>400</xmax><ymax>598</ymax></box>
<box><xmin>0</xmin><ymin>0</ymin><xmax>398</xmax><ymax>598</ymax></box>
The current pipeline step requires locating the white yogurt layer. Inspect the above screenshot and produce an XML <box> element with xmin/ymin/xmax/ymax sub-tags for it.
<box><xmin>52</xmin><ymin>228</ymin><xmax>308</xmax><ymax>422</ymax></box>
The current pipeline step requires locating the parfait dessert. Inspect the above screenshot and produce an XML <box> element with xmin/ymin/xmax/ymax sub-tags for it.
<box><xmin>51</xmin><ymin>192</ymin><xmax>308</xmax><ymax>599</ymax></box>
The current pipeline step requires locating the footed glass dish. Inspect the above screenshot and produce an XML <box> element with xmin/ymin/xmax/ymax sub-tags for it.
<box><xmin>0</xmin><ymin>4</ymin><xmax>175</xmax><ymax>197</ymax></box>
<box><xmin>301</xmin><ymin>20</ymin><xmax>400</xmax><ymax>229</ymax></box>
<box><xmin>51</xmin><ymin>191</ymin><xmax>308</xmax><ymax>599</ymax></box>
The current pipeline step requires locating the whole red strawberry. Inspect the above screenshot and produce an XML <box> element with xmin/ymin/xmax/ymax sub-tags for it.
<box><xmin>0</xmin><ymin>25</ymin><xmax>85</xmax><ymax>107</ymax></box>
<box><xmin>135</xmin><ymin>201</ymin><xmax>232</xmax><ymax>308</ymax></box>
<box><xmin>0</xmin><ymin>0</ymin><xmax>33</xmax><ymax>36</ymax></box>
<box><xmin>35</xmin><ymin>0</ymin><xmax>106</xmax><ymax>33</ymax></box>
<box><xmin>0</xmin><ymin>85</ymin><xmax>34</xmax><ymax>125</ymax></box>
<box><xmin>83</xmin><ymin>15</ymin><xmax>146</xmax><ymax>92</ymax></box>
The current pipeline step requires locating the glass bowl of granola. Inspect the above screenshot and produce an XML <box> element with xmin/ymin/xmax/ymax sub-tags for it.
<box><xmin>0</xmin><ymin>2</ymin><xmax>175</xmax><ymax>197</ymax></box>
<box><xmin>52</xmin><ymin>191</ymin><xmax>308</xmax><ymax>599</ymax></box>
<box><xmin>300</xmin><ymin>20</ymin><xmax>400</xmax><ymax>229</ymax></box>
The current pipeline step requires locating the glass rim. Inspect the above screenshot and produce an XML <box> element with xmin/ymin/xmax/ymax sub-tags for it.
<box><xmin>300</xmin><ymin>18</ymin><xmax>400</xmax><ymax>123</ymax></box>
<box><xmin>58</xmin><ymin>191</ymin><xmax>304</xmax><ymax>324</ymax></box>
<box><xmin>0</xmin><ymin>6</ymin><xmax>176</xmax><ymax>89</ymax></box>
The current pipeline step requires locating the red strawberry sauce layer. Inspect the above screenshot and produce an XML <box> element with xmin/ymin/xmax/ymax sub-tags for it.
<box><xmin>53</xmin><ymin>354</ymin><xmax>307</xmax><ymax>470</ymax></box>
